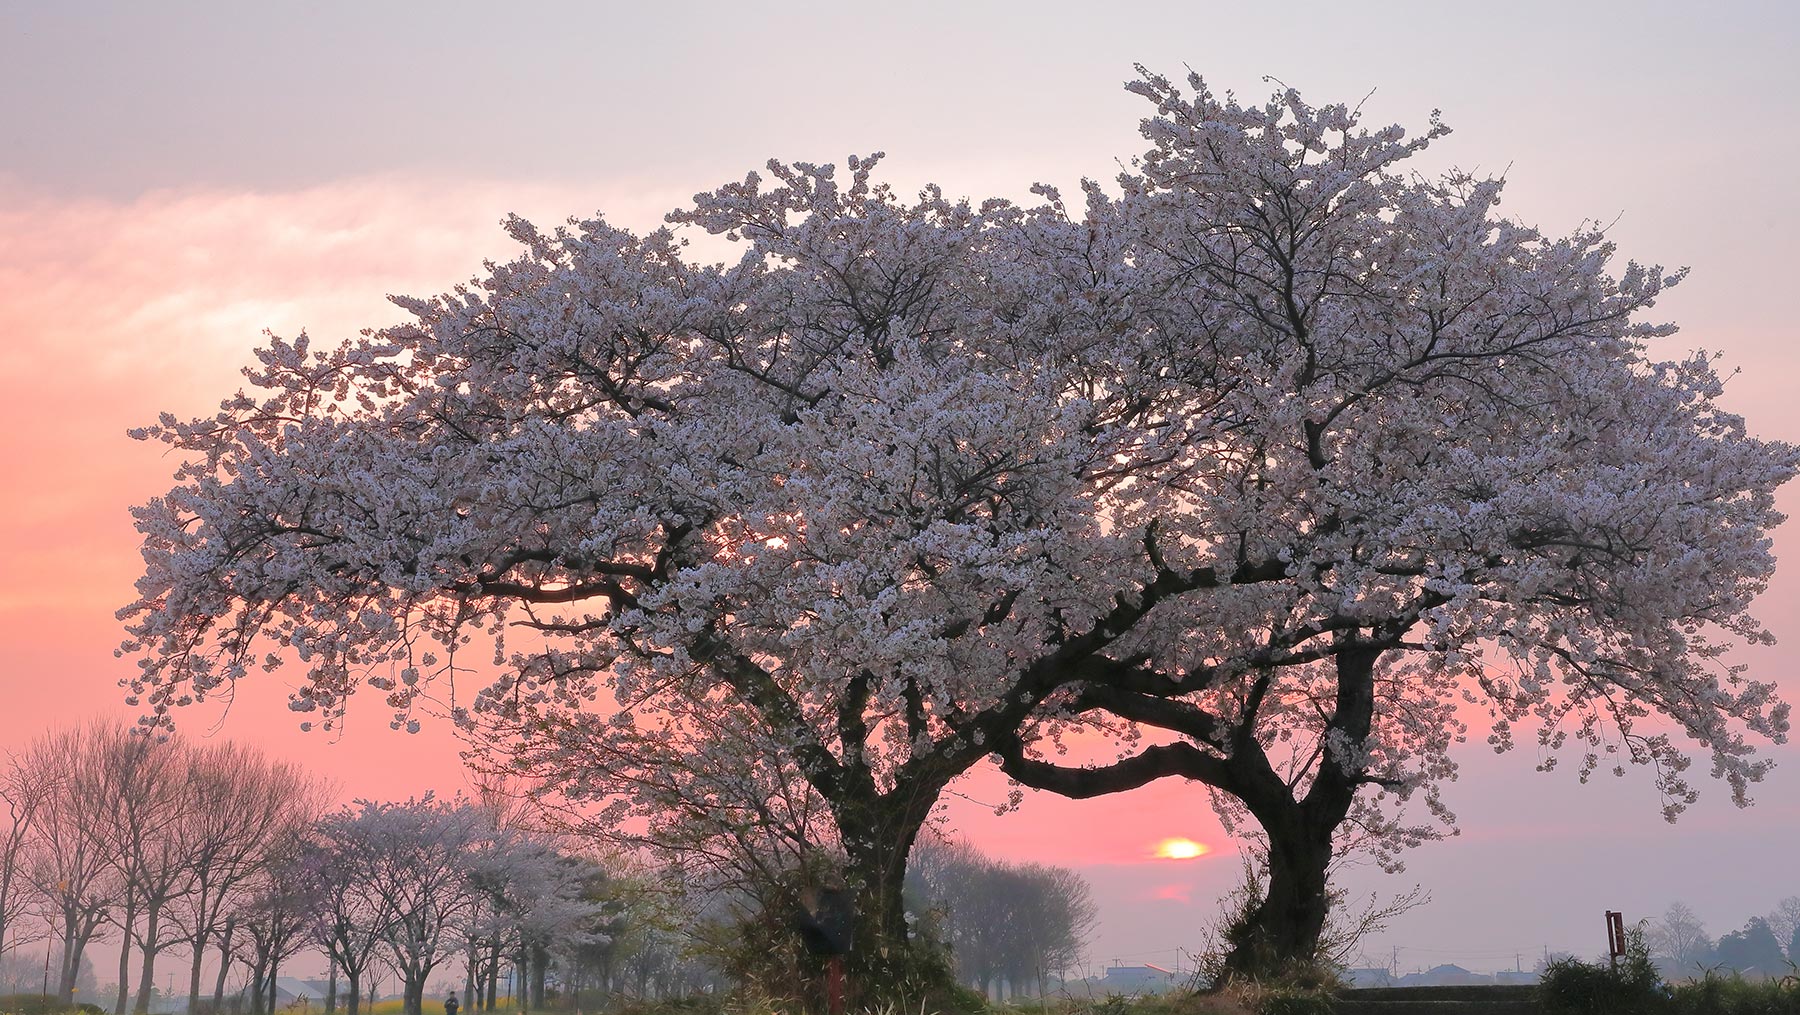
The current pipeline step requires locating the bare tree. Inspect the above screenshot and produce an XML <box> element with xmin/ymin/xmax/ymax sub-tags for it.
<box><xmin>1648</xmin><ymin>901</ymin><xmax>1713</xmax><ymax>977</ymax></box>
<box><xmin>234</xmin><ymin>835</ymin><xmax>313</xmax><ymax>1015</ymax></box>
<box><xmin>0</xmin><ymin>751</ymin><xmax>50</xmax><ymax>962</ymax></box>
<box><xmin>22</xmin><ymin>724</ymin><xmax>119</xmax><ymax>1004</ymax></box>
<box><xmin>173</xmin><ymin>741</ymin><xmax>323</xmax><ymax>1015</ymax></box>
<box><xmin>75</xmin><ymin>727</ymin><xmax>197</xmax><ymax>1015</ymax></box>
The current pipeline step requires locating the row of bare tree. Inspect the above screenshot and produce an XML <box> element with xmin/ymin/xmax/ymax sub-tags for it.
<box><xmin>0</xmin><ymin>724</ymin><xmax>638</xmax><ymax>1015</ymax></box>
<box><xmin>0</xmin><ymin>722</ymin><xmax>321</xmax><ymax>1015</ymax></box>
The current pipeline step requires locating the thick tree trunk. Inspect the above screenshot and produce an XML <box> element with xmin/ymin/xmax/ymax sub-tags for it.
<box><xmin>133</xmin><ymin>902</ymin><xmax>163</xmax><ymax>1015</ymax></box>
<box><xmin>58</xmin><ymin>913</ymin><xmax>95</xmax><ymax>1003</ymax></box>
<box><xmin>1219</xmin><ymin>648</ymin><xmax>1382</xmax><ymax>979</ymax></box>
<box><xmin>327</xmin><ymin>958</ymin><xmax>338</xmax><ymax>1014</ymax></box>
<box><xmin>401</xmin><ymin>959</ymin><xmax>432</xmax><ymax>1015</ymax></box>
<box><xmin>249</xmin><ymin>955</ymin><xmax>268</xmax><ymax>1015</ymax></box>
<box><xmin>114</xmin><ymin>892</ymin><xmax>137</xmax><ymax>1015</ymax></box>
<box><xmin>342</xmin><ymin>968</ymin><xmax>361</xmax><ymax>1015</ymax></box>
<box><xmin>268</xmin><ymin>953</ymin><xmax>280</xmax><ymax>1015</ymax></box>
<box><xmin>1220</xmin><ymin>818</ymin><xmax>1334</xmax><ymax>979</ymax></box>
<box><xmin>527</xmin><ymin>945</ymin><xmax>546</xmax><ymax>1010</ymax></box>
<box><xmin>211</xmin><ymin>918</ymin><xmax>235</xmax><ymax>1014</ymax></box>
<box><xmin>188</xmin><ymin>927</ymin><xmax>208</xmax><ymax>1015</ymax></box>
<box><xmin>832</xmin><ymin>787</ymin><xmax>937</xmax><ymax>1008</ymax></box>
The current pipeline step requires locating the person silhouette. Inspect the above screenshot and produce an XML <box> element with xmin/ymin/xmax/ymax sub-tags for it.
<box><xmin>444</xmin><ymin>995</ymin><xmax>460</xmax><ymax>1015</ymax></box>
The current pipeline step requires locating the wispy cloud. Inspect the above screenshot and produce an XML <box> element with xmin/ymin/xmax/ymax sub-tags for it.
<box><xmin>1148</xmin><ymin>883</ymin><xmax>1192</xmax><ymax>904</ymax></box>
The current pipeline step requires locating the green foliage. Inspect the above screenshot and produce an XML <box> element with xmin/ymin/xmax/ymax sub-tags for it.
<box><xmin>1537</xmin><ymin>929</ymin><xmax>1671</xmax><ymax>1014</ymax></box>
<box><xmin>0</xmin><ymin>996</ymin><xmax>79</xmax><ymax>1015</ymax></box>
<box><xmin>1224</xmin><ymin>966</ymin><xmax>1340</xmax><ymax>1015</ymax></box>
<box><xmin>1667</xmin><ymin>970</ymin><xmax>1800</xmax><ymax>1015</ymax></box>
<box><xmin>1244</xmin><ymin>990</ymin><xmax>1333</xmax><ymax>1015</ymax></box>
<box><xmin>603</xmin><ymin>996</ymin><xmax>730</xmax><ymax>1015</ymax></box>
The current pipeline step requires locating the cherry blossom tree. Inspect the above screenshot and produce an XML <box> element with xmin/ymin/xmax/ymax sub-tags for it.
<box><xmin>299</xmin><ymin>815</ymin><xmax>396</xmax><ymax>1015</ymax></box>
<box><xmin>124</xmin><ymin>66</ymin><xmax>1795</xmax><ymax>984</ymax></box>
<box><xmin>329</xmin><ymin>798</ymin><xmax>483</xmax><ymax>1015</ymax></box>
<box><xmin>988</xmin><ymin>68</ymin><xmax>1797</xmax><ymax>975</ymax></box>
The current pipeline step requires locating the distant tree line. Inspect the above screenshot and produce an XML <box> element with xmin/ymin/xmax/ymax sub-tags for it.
<box><xmin>0</xmin><ymin>724</ymin><xmax>709</xmax><ymax>1015</ymax></box>
<box><xmin>907</xmin><ymin>838</ymin><xmax>1097</xmax><ymax>999</ymax></box>
<box><xmin>1647</xmin><ymin>899</ymin><xmax>1800</xmax><ymax>979</ymax></box>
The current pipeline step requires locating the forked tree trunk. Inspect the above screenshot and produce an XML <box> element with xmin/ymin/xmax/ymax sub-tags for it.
<box><xmin>133</xmin><ymin>901</ymin><xmax>164</xmax><ymax>1015</ymax></box>
<box><xmin>1219</xmin><ymin>648</ymin><xmax>1381</xmax><ymax>979</ymax></box>
<box><xmin>211</xmin><ymin>919</ymin><xmax>235</xmax><ymax>1013</ymax></box>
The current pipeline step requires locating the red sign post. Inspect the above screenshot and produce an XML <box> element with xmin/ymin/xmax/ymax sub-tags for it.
<box><xmin>1605</xmin><ymin>910</ymin><xmax>1627</xmax><ymax>968</ymax></box>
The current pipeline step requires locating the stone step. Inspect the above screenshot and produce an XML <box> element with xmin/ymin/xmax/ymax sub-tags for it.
<box><xmin>1332</xmin><ymin>985</ymin><xmax>1539</xmax><ymax>1015</ymax></box>
<box><xmin>1334</xmin><ymin>1002</ymin><xmax>1537</xmax><ymax>1015</ymax></box>
<box><xmin>1344</xmin><ymin>986</ymin><xmax>1536</xmax><ymax>1002</ymax></box>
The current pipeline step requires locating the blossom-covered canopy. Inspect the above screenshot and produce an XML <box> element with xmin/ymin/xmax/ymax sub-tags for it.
<box><xmin>124</xmin><ymin>73</ymin><xmax>1794</xmax><ymax>950</ymax></box>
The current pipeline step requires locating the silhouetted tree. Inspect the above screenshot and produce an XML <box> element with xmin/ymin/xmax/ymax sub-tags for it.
<box><xmin>1715</xmin><ymin>917</ymin><xmax>1785</xmax><ymax>973</ymax></box>
<box><xmin>1766</xmin><ymin>896</ymin><xmax>1800</xmax><ymax>957</ymax></box>
<box><xmin>1648</xmin><ymin>901</ymin><xmax>1713</xmax><ymax>978</ymax></box>
<box><xmin>0</xmin><ymin>752</ymin><xmax>48</xmax><ymax>963</ymax></box>
<box><xmin>909</xmin><ymin>838</ymin><xmax>1095</xmax><ymax>997</ymax></box>
<box><xmin>20</xmin><ymin>725</ymin><xmax>119</xmax><ymax>1003</ymax></box>
<box><xmin>122</xmin><ymin>67</ymin><xmax>1798</xmax><ymax>986</ymax></box>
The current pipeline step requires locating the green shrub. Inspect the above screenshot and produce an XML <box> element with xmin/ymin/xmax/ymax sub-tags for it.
<box><xmin>1537</xmin><ymin>929</ymin><xmax>1670</xmax><ymax>1014</ymax></box>
<box><xmin>0</xmin><ymin>995</ymin><xmax>71</xmax><ymax>1015</ymax></box>
<box><xmin>1667</xmin><ymin>969</ymin><xmax>1800</xmax><ymax>1015</ymax></box>
<box><xmin>1251</xmin><ymin>988</ymin><xmax>1334</xmax><ymax>1015</ymax></box>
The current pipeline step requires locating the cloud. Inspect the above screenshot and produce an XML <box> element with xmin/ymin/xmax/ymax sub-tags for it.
<box><xmin>1148</xmin><ymin>883</ymin><xmax>1193</xmax><ymax>904</ymax></box>
<box><xmin>0</xmin><ymin>173</ymin><xmax>689</xmax><ymax>797</ymax></box>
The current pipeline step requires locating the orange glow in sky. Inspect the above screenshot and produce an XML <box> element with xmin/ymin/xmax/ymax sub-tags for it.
<box><xmin>1153</xmin><ymin>837</ymin><xmax>1211</xmax><ymax>860</ymax></box>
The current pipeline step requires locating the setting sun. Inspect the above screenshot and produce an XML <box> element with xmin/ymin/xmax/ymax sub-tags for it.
<box><xmin>1153</xmin><ymin>837</ymin><xmax>1211</xmax><ymax>860</ymax></box>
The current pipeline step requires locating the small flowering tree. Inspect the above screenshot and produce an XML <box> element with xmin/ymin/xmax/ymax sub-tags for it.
<box><xmin>336</xmin><ymin>798</ymin><xmax>483</xmax><ymax>1015</ymax></box>
<box><xmin>124</xmin><ymin>67</ymin><xmax>1795</xmax><ymax>983</ymax></box>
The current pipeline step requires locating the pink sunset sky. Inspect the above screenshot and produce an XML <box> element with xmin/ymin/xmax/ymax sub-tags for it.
<box><xmin>3</xmin><ymin>1</ymin><xmax>1798</xmax><ymax>978</ymax></box>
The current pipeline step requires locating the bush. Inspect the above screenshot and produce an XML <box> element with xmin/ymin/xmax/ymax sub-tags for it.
<box><xmin>1667</xmin><ymin>970</ymin><xmax>1800</xmax><ymax>1015</ymax></box>
<box><xmin>0</xmin><ymin>995</ymin><xmax>71</xmax><ymax>1015</ymax></box>
<box><xmin>1537</xmin><ymin>929</ymin><xmax>1670</xmax><ymax>1014</ymax></box>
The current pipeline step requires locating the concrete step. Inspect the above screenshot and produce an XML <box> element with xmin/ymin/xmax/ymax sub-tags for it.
<box><xmin>1333</xmin><ymin>985</ymin><xmax>1539</xmax><ymax>1014</ymax></box>
<box><xmin>1333</xmin><ymin>1002</ymin><xmax>1537</xmax><ymax>1015</ymax></box>
<box><xmin>1343</xmin><ymin>986</ymin><xmax>1536</xmax><ymax>1002</ymax></box>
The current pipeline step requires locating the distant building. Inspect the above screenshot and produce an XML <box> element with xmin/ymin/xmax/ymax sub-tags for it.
<box><xmin>1343</xmin><ymin>967</ymin><xmax>1394</xmax><ymax>988</ymax></box>
<box><xmin>1495</xmin><ymin>970</ymin><xmax>1538</xmax><ymax>986</ymax></box>
<box><xmin>1395</xmin><ymin>964</ymin><xmax>1494</xmax><ymax>987</ymax></box>
<box><xmin>1098</xmin><ymin>964</ymin><xmax>1178</xmax><ymax>992</ymax></box>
